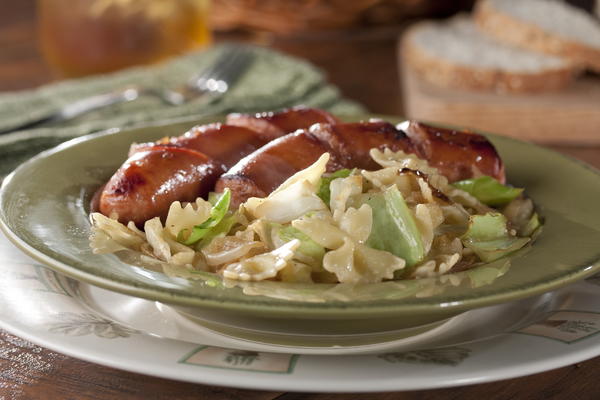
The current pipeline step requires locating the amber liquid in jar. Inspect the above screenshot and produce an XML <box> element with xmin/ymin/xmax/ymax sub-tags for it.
<box><xmin>38</xmin><ymin>0</ymin><xmax>211</xmax><ymax>77</ymax></box>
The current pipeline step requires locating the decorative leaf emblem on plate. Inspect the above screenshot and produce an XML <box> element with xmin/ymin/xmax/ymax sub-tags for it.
<box><xmin>33</xmin><ymin>264</ymin><xmax>73</xmax><ymax>296</ymax></box>
<box><xmin>47</xmin><ymin>312</ymin><xmax>140</xmax><ymax>339</ymax></box>
<box><xmin>223</xmin><ymin>350</ymin><xmax>260</xmax><ymax>366</ymax></box>
<box><xmin>549</xmin><ymin>320</ymin><xmax>597</xmax><ymax>334</ymax></box>
<box><xmin>378</xmin><ymin>347</ymin><xmax>471</xmax><ymax>366</ymax></box>
<box><xmin>179</xmin><ymin>346</ymin><xmax>298</xmax><ymax>373</ymax></box>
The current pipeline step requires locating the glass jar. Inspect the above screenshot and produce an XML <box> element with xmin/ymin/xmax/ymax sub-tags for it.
<box><xmin>38</xmin><ymin>0</ymin><xmax>211</xmax><ymax>77</ymax></box>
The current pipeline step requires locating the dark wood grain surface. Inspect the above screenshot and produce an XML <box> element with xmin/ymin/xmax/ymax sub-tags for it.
<box><xmin>1</xmin><ymin>1</ymin><xmax>599</xmax><ymax>399</ymax></box>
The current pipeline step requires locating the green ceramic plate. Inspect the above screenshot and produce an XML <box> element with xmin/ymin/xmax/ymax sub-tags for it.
<box><xmin>1</xmin><ymin>115</ymin><xmax>600</xmax><ymax>333</ymax></box>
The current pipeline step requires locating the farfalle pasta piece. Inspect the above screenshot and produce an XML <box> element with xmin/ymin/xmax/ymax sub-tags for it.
<box><xmin>338</xmin><ymin>204</ymin><xmax>372</xmax><ymax>244</ymax></box>
<box><xmin>126</xmin><ymin>221</ymin><xmax>146</xmax><ymax>238</ymax></box>
<box><xmin>412</xmin><ymin>253</ymin><xmax>461</xmax><ymax>279</ymax></box>
<box><xmin>437</xmin><ymin>253</ymin><xmax>461</xmax><ymax>274</ymax></box>
<box><xmin>295</xmin><ymin>210</ymin><xmax>402</xmax><ymax>284</ymax></box>
<box><xmin>370</xmin><ymin>148</ymin><xmax>439</xmax><ymax>175</ymax></box>
<box><xmin>417</xmin><ymin>177</ymin><xmax>436</xmax><ymax>204</ymax></box>
<box><xmin>222</xmin><ymin>239</ymin><xmax>300</xmax><ymax>281</ymax></box>
<box><xmin>322</xmin><ymin>237</ymin><xmax>405</xmax><ymax>284</ymax></box>
<box><xmin>371</xmin><ymin>148</ymin><xmax>490</xmax><ymax>213</ymax></box>
<box><xmin>414</xmin><ymin>203</ymin><xmax>445</xmax><ymax>253</ymax></box>
<box><xmin>394</xmin><ymin>173</ymin><xmax>418</xmax><ymax>200</ymax></box>
<box><xmin>431</xmin><ymin>235</ymin><xmax>464</xmax><ymax>257</ymax></box>
<box><xmin>354</xmin><ymin>241</ymin><xmax>406</xmax><ymax>282</ymax></box>
<box><xmin>164</xmin><ymin>235</ymin><xmax>196</xmax><ymax>266</ymax></box>
<box><xmin>440</xmin><ymin>204</ymin><xmax>470</xmax><ymax>227</ymax></box>
<box><xmin>89</xmin><ymin>212</ymin><xmax>146</xmax><ymax>253</ymax></box>
<box><xmin>89</xmin><ymin>230</ymin><xmax>125</xmax><ymax>254</ymax></box>
<box><xmin>329</xmin><ymin>175</ymin><xmax>363</xmax><ymax>221</ymax></box>
<box><xmin>202</xmin><ymin>236</ymin><xmax>264</xmax><ymax>267</ymax></box>
<box><xmin>246</xmin><ymin>219</ymin><xmax>272</xmax><ymax>247</ymax></box>
<box><xmin>362</xmin><ymin>166</ymin><xmax>435</xmax><ymax>207</ymax></box>
<box><xmin>291</xmin><ymin>217</ymin><xmax>346</xmax><ymax>249</ymax></box>
<box><xmin>361</xmin><ymin>168</ymin><xmax>398</xmax><ymax>191</ymax></box>
<box><xmin>164</xmin><ymin>199</ymin><xmax>212</xmax><ymax>238</ymax></box>
<box><xmin>417</xmin><ymin>169</ymin><xmax>490</xmax><ymax>214</ymax></box>
<box><xmin>321</xmin><ymin>237</ymin><xmax>355</xmax><ymax>281</ymax></box>
<box><xmin>234</xmin><ymin>225</ymin><xmax>257</xmax><ymax>242</ymax></box>
<box><xmin>278</xmin><ymin>260</ymin><xmax>314</xmax><ymax>283</ymax></box>
<box><xmin>143</xmin><ymin>217</ymin><xmax>195</xmax><ymax>265</ymax></box>
<box><xmin>144</xmin><ymin>217</ymin><xmax>171</xmax><ymax>261</ymax></box>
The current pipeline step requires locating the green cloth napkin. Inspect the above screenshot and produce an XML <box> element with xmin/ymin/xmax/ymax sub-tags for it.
<box><xmin>0</xmin><ymin>44</ymin><xmax>365</xmax><ymax>177</ymax></box>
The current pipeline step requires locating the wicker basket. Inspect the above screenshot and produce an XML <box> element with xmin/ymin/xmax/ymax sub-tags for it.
<box><xmin>209</xmin><ymin>0</ymin><xmax>448</xmax><ymax>34</ymax></box>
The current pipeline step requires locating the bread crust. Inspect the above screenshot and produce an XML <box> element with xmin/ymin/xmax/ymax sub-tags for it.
<box><xmin>402</xmin><ymin>24</ymin><xmax>577</xmax><ymax>94</ymax></box>
<box><xmin>475</xmin><ymin>0</ymin><xmax>600</xmax><ymax>72</ymax></box>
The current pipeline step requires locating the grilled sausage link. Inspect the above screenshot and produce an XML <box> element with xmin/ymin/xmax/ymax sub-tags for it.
<box><xmin>99</xmin><ymin>146</ymin><xmax>222</xmax><ymax>225</ymax></box>
<box><xmin>216</xmin><ymin>121</ymin><xmax>505</xmax><ymax>207</ymax></box>
<box><xmin>217</xmin><ymin>121</ymin><xmax>415</xmax><ymax>206</ymax></box>
<box><xmin>226</xmin><ymin>106</ymin><xmax>340</xmax><ymax>141</ymax></box>
<box><xmin>129</xmin><ymin>123</ymin><xmax>268</xmax><ymax>171</ymax></box>
<box><xmin>215</xmin><ymin>130</ymin><xmax>348</xmax><ymax>206</ymax></box>
<box><xmin>308</xmin><ymin>121</ymin><xmax>417</xmax><ymax>170</ymax></box>
<box><xmin>405</xmin><ymin>121</ymin><xmax>505</xmax><ymax>183</ymax></box>
<box><xmin>98</xmin><ymin>107</ymin><xmax>339</xmax><ymax>224</ymax></box>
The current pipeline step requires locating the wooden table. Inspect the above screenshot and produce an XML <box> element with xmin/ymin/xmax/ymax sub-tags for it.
<box><xmin>1</xmin><ymin>2</ymin><xmax>599</xmax><ymax>399</ymax></box>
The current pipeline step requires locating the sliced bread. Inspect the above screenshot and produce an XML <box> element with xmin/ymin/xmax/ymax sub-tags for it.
<box><xmin>402</xmin><ymin>15</ymin><xmax>578</xmax><ymax>93</ymax></box>
<box><xmin>475</xmin><ymin>0</ymin><xmax>600</xmax><ymax>72</ymax></box>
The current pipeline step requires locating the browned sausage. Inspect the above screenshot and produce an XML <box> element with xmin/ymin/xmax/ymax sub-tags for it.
<box><xmin>216</xmin><ymin>121</ymin><xmax>505</xmax><ymax>206</ymax></box>
<box><xmin>215</xmin><ymin>131</ymin><xmax>347</xmax><ymax>206</ymax></box>
<box><xmin>99</xmin><ymin>145</ymin><xmax>221</xmax><ymax>225</ymax></box>
<box><xmin>99</xmin><ymin>106</ymin><xmax>505</xmax><ymax>224</ymax></box>
<box><xmin>309</xmin><ymin>121</ymin><xmax>416</xmax><ymax>170</ymax></box>
<box><xmin>129</xmin><ymin>124</ymin><xmax>268</xmax><ymax>170</ymax></box>
<box><xmin>226</xmin><ymin>106</ymin><xmax>340</xmax><ymax>141</ymax></box>
<box><xmin>216</xmin><ymin>122</ymin><xmax>413</xmax><ymax>206</ymax></box>
<box><xmin>405</xmin><ymin>121</ymin><xmax>505</xmax><ymax>183</ymax></box>
<box><xmin>128</xmin><ymin>107</ymin><xmax>338</xmax><ymax>166</ymax></box>
<box><xmin>316</xmin><ymin>120</ymin><xmax>504</xmax><ymax>183</ymax></box>
<box><xmin>99</xmin><ymin>107</ymin><xmax>339</xmax><ymax>223</ymax></box>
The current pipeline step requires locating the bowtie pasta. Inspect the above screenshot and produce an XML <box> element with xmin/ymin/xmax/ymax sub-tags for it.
<box><xmin>90</xmin><ymin>149</ymin><xmax>540</xmax><ymax>284</ymax></box>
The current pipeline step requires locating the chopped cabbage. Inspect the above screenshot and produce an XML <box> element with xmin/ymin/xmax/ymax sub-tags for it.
<box><xmin>461</xmin><ymin>213</ymin><xmax>530</xmax><ymax>262</ymax></box>
<box><xmin>361</xmin><ymin>185</ymin><xmax>425</xmax><ymax>268</ymax></box>
<box><xmin>178</xmin><ymin>189</ymin><xmax>231</xmax><ymax>245</ymax></box>
<box><xmin>90</xmin><ymin>147</ymin><xmax>540</xmax><ymax>285</ymax></box>
<box><xmin>276</xmin><ymin>224</ymin><xmax>325</xmax><ymax>263</ymax></box>
<box><xmin>317</xmin><ymin>168</ymin><xmax>353</xmax><ymax>205</ymax></box>
<box><xmin>246</xmin><ymin>179</ymin><xmax>327</xmax><ymax>223</ymax></box>
<box><xmin>452</xmin><ymin>176</ymin><xmax>523</xmax><ymax>206</ymax></box>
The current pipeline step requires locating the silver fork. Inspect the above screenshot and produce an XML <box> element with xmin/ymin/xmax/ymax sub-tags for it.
<box><xmin>159</xmin><ymin>46</ymin><xmax>255</xmax><ymax>106</ymax></box>
<box><xmin>0</xmin><ymin>45</ymin><xmax>255</xmax><ymax>134</ymax></box>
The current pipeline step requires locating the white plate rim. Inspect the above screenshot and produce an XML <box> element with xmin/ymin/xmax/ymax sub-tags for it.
<box><xmin>2</xmin><ymin>235</ymin><xmax>600</xmax><ymax>393</ymax></box>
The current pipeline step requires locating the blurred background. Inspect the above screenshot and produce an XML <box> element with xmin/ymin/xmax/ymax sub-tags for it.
<box><xmin>1</xmin><ymin>0</ymin><xmax>599</xmax><ymax>140</ymax></box>
<box><xmin>0</xmin><ymin>0</ymin><xmax>477</xmax><ymax>115</ymax></box>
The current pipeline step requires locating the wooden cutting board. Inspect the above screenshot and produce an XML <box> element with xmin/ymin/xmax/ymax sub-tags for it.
<box><xmin>400</xmin><ymin>59</ymin><xmax>600</xmax><ymax>145</ymax></box>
